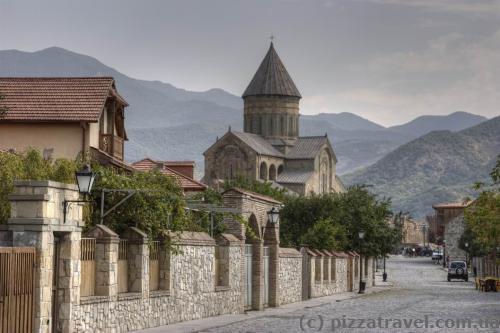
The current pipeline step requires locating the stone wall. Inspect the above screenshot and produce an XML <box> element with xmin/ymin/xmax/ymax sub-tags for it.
<box><xmin>72</xmin><ymin>240</ymin><xmax>242</xmax><ymax>332</ymax></box>
<box><xmin>301</xmin><ymin>248</ymin><xmax>366</xmax><ymax>299</ymax></box>
<box><xmin>278</xmin><ymin>248</ymin><xmax>302</xmax><ymax>305</ymax></box>
<box><xmin>1</xmin><ymin>181</ymin><xmax>378</xmax><ymax>333</ymax></box>
<box><xmin>310</xmin><ymin>257</ymin><xmax>349</xmax><ymax>298</ymax></box>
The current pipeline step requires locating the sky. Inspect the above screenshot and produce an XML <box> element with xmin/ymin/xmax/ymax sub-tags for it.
<box><xmin>1</xmin><ymin>0</ymin><xmax>500</xmax><ymax>126</ymax></box>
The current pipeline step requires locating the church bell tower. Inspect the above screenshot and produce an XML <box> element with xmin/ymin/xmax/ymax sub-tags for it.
<box><xmin>242</xmin><ymin>42</ymin><xmax>301</xmax><ymax>141</ymax></box>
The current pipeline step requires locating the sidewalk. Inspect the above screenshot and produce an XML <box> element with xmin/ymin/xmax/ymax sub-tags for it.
<box><xmin>134</xmin><ymin>272</ymin><xmax>393</xmax><ymax>333</ymax></box>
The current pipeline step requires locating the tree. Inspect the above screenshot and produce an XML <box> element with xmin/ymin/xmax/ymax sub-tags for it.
<box><xmin>464</xmin><ymin>155</ymin><xmax>500</xmax><ymax>261</ymax></box>
<box><xmin>88</xmin><ymin>164</ymin><xmax>188</xmax><ymax>238</ymax></box>
<box><xmin>280</xmin><ymin>186</ymin><xmax>396</xmax><ymax>257</ymax></box>
<box><xmin>300</xmin><ymin>218</ymin><xmax>348</xmax><ymax>250</ymax></box>
<box><xmin>0</xmin><ymin>149</ymin><xmax>79</xmax><ymax>223</ymax></box>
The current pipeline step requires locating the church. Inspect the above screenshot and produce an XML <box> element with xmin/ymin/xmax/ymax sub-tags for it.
<box><xmin>203</xmin><ymin>42</ymin><xmax>344</xmax><ymax>195</ymax></box>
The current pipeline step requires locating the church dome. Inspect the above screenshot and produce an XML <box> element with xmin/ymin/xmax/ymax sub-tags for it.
<box><xmin>242</xmin><ymin>42</ymin><xmax>301</xmax><ymax>98</ymax></box>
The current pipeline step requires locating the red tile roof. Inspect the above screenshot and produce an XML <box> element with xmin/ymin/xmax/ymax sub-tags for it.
<box><xmin>0</xmin><ymin>77</ymin><xmax>128</xmax><ymax>122</ymax></box>
<box><xmin>131</xmin><ymin>158</ymin><xmax>206</xmax><ymax>192</ymax></box>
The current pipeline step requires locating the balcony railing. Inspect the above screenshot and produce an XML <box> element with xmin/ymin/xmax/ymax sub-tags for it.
<box><xmin>99</xmin><ymin>134</ymin><xmax>124</xmax><ymax>161</ymax></box>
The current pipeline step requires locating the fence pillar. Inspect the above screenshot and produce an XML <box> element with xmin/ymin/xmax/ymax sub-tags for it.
<box><xmin>264</xmin><ymin>223</ymin><xmax>280</xmax><ymax>307</ymax></box>
<box><xmin>84</xmin><ymin>224</ymin><xmax>119</xmax><ymax>299</ymax></box>
<box><xmin>6</xmin><ymin>180</ymin><xmax>83</xmax><ymax>333</ymax></box>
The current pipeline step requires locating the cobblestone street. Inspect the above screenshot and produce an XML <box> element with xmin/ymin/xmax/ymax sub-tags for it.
<box><xmin>197</xmin><ymin>256</ymin><xmax>500</xmax><ymax>333</ymax></box>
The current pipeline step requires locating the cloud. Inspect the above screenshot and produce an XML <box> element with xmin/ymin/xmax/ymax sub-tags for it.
<box><xmin>359</xmin><ymin>0</ymin><xmax>500</xmax><ymax>14</ymax></box>
<box><xmin>302</xmin><ymin>28</ymin><xmax>500</xmax><ymax>126</ymax></box>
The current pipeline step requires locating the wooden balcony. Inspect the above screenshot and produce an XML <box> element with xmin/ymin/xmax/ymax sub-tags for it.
<box><xmin>99</xmin><ymin>134</ymin><xmax>124</xmax><ymax>161</ymax></box>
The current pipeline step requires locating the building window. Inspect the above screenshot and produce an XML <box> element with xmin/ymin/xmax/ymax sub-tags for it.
<box><xmin>269</xmin><ymin>164</ymin><xmax>277</xmax><ymax>181</ymax></box>
<box><xmin>260</xmin><ymin>162</ymin><xmax>268</xmax><ymax>180</ymax></box>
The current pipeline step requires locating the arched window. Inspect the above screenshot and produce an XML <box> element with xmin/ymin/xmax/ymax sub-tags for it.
<box><xmin>259</xmin><ymin>162</ymin><xmax>268</xmax><ymax>180</ymax></box>
<box><xmin>269</xmin><ymin>164</ymin><xmax>277</xmax><ymax>181</ymax></box>
<box><xmin>277</xmin><ymin>165</ymin><xmax>284</xmax><ymax>175</ymax></box>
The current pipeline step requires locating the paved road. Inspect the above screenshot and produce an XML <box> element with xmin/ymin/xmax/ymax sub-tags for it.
<box><xmin>202</xmin><ymin>256</ymin><xmax>500</xmax><ymax>333</ymax></box>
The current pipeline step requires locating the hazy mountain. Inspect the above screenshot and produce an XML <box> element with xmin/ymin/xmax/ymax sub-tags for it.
<box><xmin>302</xmin><ymin>112</ymin><xmax>385</xmax><ymax>131</ymax></box>
<box><xmin>343</xmin><ymin>116</ymin><xmax>500</xmax><ymax>218</ymax></box>
<box><xmin>388</xmin><ymin>111</ymin><xmax>488</xmax><ymax>138</ymax></box>
<box><xmin>0</xmin><ymin>47</ymin><xmax>489</xmax><ymax>176</ymax></box>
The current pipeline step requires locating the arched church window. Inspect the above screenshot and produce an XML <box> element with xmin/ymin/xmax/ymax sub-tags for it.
<box><xmin>269</xmin><ymin>164</ymin><xmax>277</xmax><ymax>181</ymax></box>
<box><xmin>260</xmin><ymin>162</ymin><xmax>268</xmax><ymax>180</ymax></box>
<box><xmin>278</xmin><ymin>165</ymin><xmax>284</xmax><ymax>175</ymax></box>
<box><xmin>280</xmin><ymin>116</ymin><xmax>285</xmax><ymax>136</ymax></box>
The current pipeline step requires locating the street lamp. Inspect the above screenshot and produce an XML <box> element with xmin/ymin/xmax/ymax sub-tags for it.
<box><xmin>63</xmin><ymin>165</ymin><xmax>96</xmax><ymax>223</ymax></box>
<box><xmin>267</xmin><ymin>206</ymin><xmax>280</xmax><ymax>224</ymax></box>
<box><xmin>465</xmin><ymin>242</ymin><xmax>469</xmax><ymax>266</ymax></box>
<box><xmin>358</xmin><ymin>231</ymin><xmax>365</xmax><ymax>294</ymax></box>
<box><xmin>442</xmin><ymin>239</ymin><xmax>447</xmax><ymax>268</ymax></box>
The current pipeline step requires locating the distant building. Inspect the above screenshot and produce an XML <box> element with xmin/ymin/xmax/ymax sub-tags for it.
<box><xmin>132</xmin><ymin>158</ymin><xmax>207</xmax><ymax>194</ymax></box>
<box><xmin>0</xmin><ymin>77</ymin><xmax>131</xmax><ymax>170</ymax></box>
<box><xmin>432</xmin><ymin>201</ymin><xmax>472</xmax><ymax>261</ymax></box>
<box><xmin>203</xmin><ymin>43</ymin><xmax>343</xmax><ymax>195</ymax></box>
<box><xmin>401</xmin><ymin>217</ymin><xmax>425</xmax><ymax>246</ymax></box>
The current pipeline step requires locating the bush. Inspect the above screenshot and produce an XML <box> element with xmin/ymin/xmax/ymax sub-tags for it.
<box><xmin>0</xmin><ymin>149</ymin><xmax>79</xmax><ymax>223</ymax></box>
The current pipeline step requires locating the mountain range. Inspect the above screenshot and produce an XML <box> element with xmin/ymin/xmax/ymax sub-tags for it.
<box><xmin>343</xmin><ymin>116</ymin><xmax>500</xmax><ymax>217</ymax></box>
<box><xmin>0</xmin><ymin>47</ymin><xmax>488</xmax><ymax>177</ymax></box>
<box><xmin>0</xmin><ymin>47</ymin><xmax>495</xmax><ymax>217</ymax></box>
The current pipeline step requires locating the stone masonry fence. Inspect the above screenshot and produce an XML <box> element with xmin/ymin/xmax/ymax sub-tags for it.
<box><xmin>0</xmin><ymin>181</ymin><xmax>376</xmax><ymax>333</ymax></box>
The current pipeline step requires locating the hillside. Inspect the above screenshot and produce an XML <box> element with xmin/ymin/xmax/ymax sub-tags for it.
<box><xmin>343</xmin><ymin>116</ymin><xmax>500</xmax><ymax>217</ymax></box>
<box><xmin>0</xmin><ymin>47</ymin><xmax>489</xmax><ymax>176</ymax></box>
<box><xmin>388</xmin><ymin>111</ymin><xmax>487</xmax><ymax>138</ymax></box>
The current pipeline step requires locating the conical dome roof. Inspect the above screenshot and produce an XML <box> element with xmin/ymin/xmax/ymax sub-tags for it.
<box><xmin>242</xmin><ymin>43</ymin><xmax>301</xmax><ymax>98</ymax></box>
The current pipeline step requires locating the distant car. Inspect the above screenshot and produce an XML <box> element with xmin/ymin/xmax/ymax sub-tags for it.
<box><xmin>448</xmin><ymin>261</ymin><xmax>468</xmax><ymax>282</ymax></box>
<box><xmin>432</xmin><ymin>250</ymin><xmax>443</xmax><ymax>260</ymax></box>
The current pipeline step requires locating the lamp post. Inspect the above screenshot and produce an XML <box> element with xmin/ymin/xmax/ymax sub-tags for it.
<box><xmin>383</xmin><ymin>255</ymin><xmax>387</xmax><ymax>282</ymax></box>
<box><xmin>421</xmin><ymin>224</ymin><xmax>428</xmax><ymax>248</ymax></box>
<box><xmin>358</xmin><ymin>231</ymin><xmax>365</xmax><ymax>294</ymax></box>
<box><xmin>442</xmin><ymin>239</ymin><xmax>447</xmax><ymax>268</ymax></box>
<box><xmin>63</xmin><ymin>165</ymin><xmax>96</xmax><ymax>223</ymax></box>
<box><xmin>465</xmin><ymin>242</ymin><xmax>469</xmax><ymax>266</ymax></box>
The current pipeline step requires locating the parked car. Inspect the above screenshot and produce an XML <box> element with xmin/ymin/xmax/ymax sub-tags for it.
<box><xmin>421</xmin><ymin>248</ymin><xmax>433</xmax><ymax>257</ymax></box>
<box><xmin>432</xmin><ymin>249</ymin><xmax>443</xmax><ymax>260</ymax></box>
<box><xmin>447</xmin><ymin>261</ymin><xmax>468</xmax><ymax>282</ymax></box>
